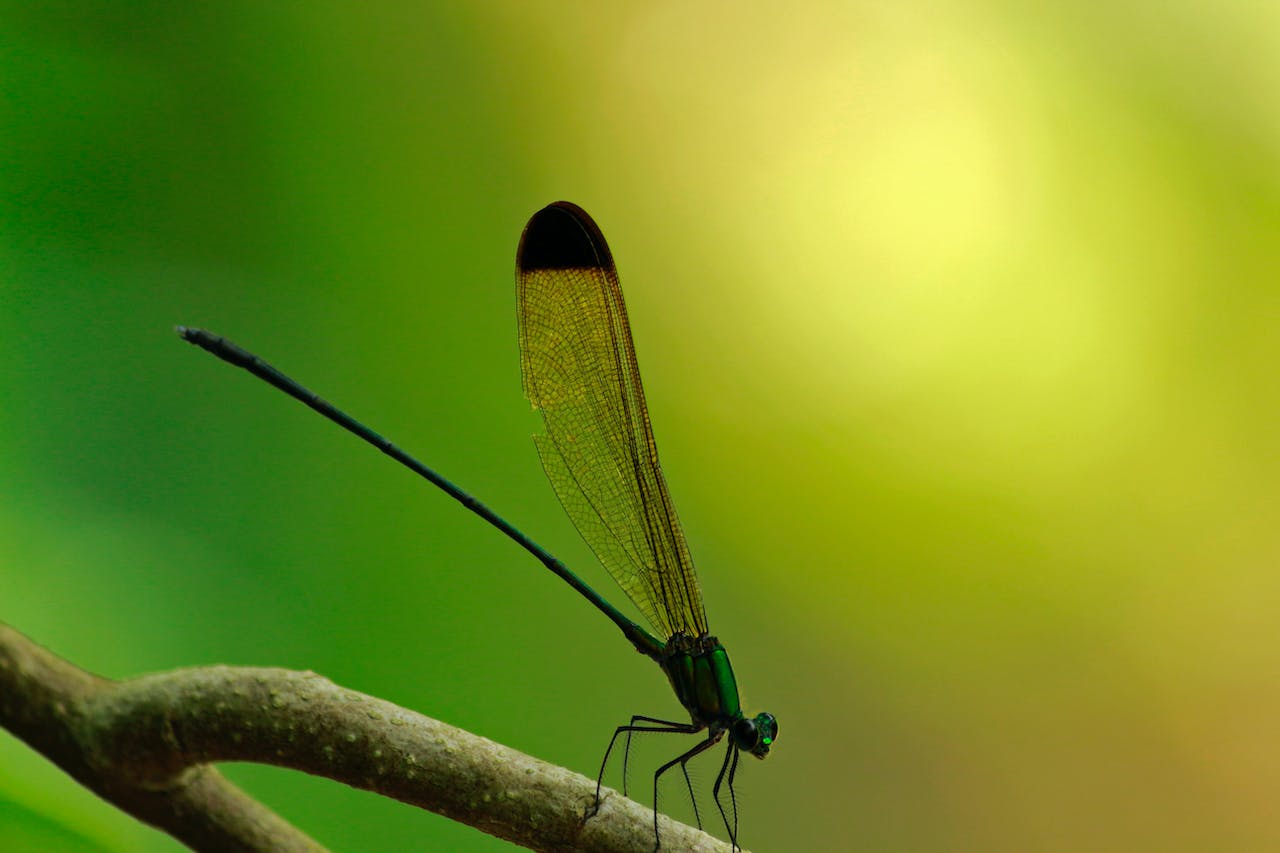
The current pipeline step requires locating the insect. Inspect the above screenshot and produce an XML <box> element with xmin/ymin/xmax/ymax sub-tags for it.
<box><xmin>179</xmin><ymin>201</ymin><xmax>777</xmax><ymax>850</ymax></box>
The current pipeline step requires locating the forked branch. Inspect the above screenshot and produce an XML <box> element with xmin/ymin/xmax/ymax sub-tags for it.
<box><xmin>0</xmin><ymin>623</ymin><xmax>737</xmax><ymax>852</ymax></box>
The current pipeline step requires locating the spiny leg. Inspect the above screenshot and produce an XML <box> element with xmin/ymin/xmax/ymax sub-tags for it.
<box><xmin>624</xmin><ymin>727</ymin><xmax>635</xmax><ymax>797</ymax></box>
<box><xmin>623</xmin><ymin>715</ymin><xmax>686</xmax><ymax>797</ymax></box>
<box><xmin>679</xmin><ymin>758</ymin><xmax>702</xmax><ymax>830</ymax></box>
<box><xmin>728</xmin><ymin>746</ymin><xmax>740</xmax><ymax>845</ymax></box>
<box><xmin>712</xmin><ymin>742</ymin><xmax>742</xmax><ymax>851</ymax></box>
<box><xmin>652</xmin><ymin>735</ymin><xmax>720</xmax><ymax>852</ymax></box>
<box><xmin>612</xmin><ymin>722</ymin><xmax>709</xmax><ymax>830</ymax></box>
<box><xmin>591</xmin><ymin>716</ymin><xmax>700</xmax><ymax>819</ymax></box>
<box><xmin>710</xmin><ymin>740</ymin><xmax>733</xmax><ymax>834</ymax></box>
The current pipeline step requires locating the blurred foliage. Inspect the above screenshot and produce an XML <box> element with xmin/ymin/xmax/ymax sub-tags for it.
<box><xmin>2</xmin><ymin>2</ymin><xmax>1278</xmax><ymax>851</ymax></box>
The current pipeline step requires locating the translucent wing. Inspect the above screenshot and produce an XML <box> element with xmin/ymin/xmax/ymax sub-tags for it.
<box><xmin>516</xmin><ymin>201</ymin><xmax>707</xmax><ymax>639</ymax></box>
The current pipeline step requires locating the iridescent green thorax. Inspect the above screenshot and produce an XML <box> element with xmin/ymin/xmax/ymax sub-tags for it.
<box><xmin>659</xmin><ymin>633</ymin><xmax>742</xmax><ymax>727</ymax></box>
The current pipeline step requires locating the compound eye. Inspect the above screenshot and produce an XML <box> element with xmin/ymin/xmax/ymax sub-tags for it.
<box><xmin>750</xmin><ymin>713</ymin><xmax>777</xmax><ymax>757</ymax></box>
<box><xmin>760</xmin><ymin>713</ymin><xmax>778</xmax><ymax>744</ymax></box>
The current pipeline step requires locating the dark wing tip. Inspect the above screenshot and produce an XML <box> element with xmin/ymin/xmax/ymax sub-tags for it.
<box><xmin>517</xmin><ymin>201</ymin><xmax>614</xmax><ymax>272</ymax></box>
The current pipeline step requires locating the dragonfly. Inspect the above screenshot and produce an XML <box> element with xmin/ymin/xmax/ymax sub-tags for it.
<box><xmin>178</xmin><ymin>200</ymin><xmax>777</xmax><ymax>851</ymax></box>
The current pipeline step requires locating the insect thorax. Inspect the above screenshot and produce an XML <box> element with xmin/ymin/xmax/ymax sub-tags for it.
<box><xmin>660</xmin><ymin>632</ymin><xmax>743</xmax><ymax>727</ymax></box>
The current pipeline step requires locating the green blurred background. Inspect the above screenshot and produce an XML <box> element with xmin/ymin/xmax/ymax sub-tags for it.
<box><xmin>3</xmin><ymin>3</ymin><xmax>1278</xmax><ymax>851</ymax></box>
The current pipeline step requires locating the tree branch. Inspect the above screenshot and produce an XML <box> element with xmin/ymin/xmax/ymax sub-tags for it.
<box><xmin>0</xmin><ymin>623</ymin><xmax>738</xmax><ymax>852</ymax></box>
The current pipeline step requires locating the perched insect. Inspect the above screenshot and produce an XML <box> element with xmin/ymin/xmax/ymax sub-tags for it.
<box><xmin>179</xmin><ymin>201</ymin><xmax>777</xmax><ymax>850</ymax></box>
